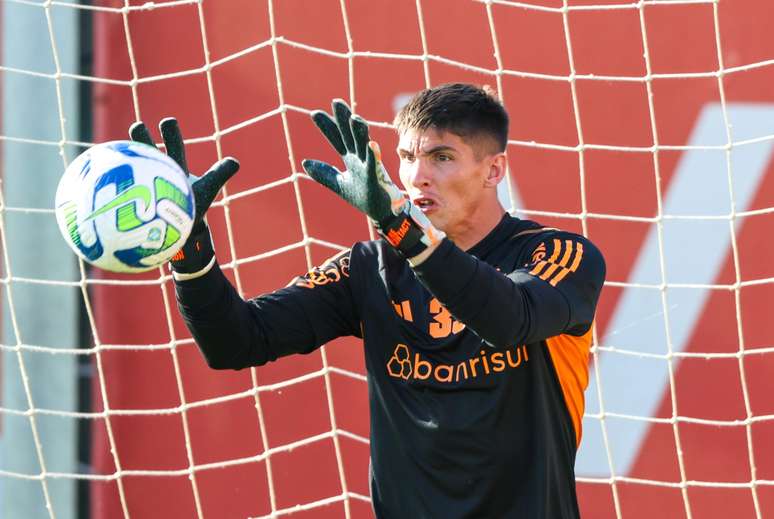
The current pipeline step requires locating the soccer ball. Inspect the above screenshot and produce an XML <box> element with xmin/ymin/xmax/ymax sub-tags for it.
<box><xmin>55</xmin><ymin>141</ymin><xmax>195</xmax><ymax>273</ymax></box>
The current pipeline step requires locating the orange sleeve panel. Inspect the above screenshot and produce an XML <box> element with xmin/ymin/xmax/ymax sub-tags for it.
<box><xmin>545</xmin><ymin>327</ymin><xmax>593</xmax><ymax>448</ymax></box>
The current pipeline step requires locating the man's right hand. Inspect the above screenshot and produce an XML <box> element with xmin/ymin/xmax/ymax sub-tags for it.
<box><xmin>129</xmin><ymin>118</ymin><xmax>239</xmax><ymax>279</ymax></box>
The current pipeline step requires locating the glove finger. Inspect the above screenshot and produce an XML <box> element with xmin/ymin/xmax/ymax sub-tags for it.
<box><xmin>129</xmin><ymin>122</ymin><xmax>157</xmax><ymax>148</ymax></box>
<box><xmin>365</xmin><ymin>144</ymin><xmax>377</xmax><ymax>185</ymax></box>
<box><xmin>332</xmin><ymin>99</ymin><xmax>356</xmax><ymax>155</ymax></box>
<box><xmin>302</xmin><ymin>159</ymin><xmax>342</xmax><ymax>194</ymax></box>
<box><xmin>370</xmin><ymin>140</ymin><xmax>387</xmax><ymax>182</ymax></box>
<box><xmin>365</xmin><ymin>146</ymin><xmax>392</xmax><ymax>222</ymax></box>
<box><xmin>372</xmin><ymin>146</ymin><xmax>406</xmax><ymax>210</ymax></box>
<box><xmin>193</xmin><ymin>157</ymin><xmax>240</xmax><ymax>216</ymax></box>
<box><xmin>350</xmin><ymin>115</ymin><xmax>371</xmax><ymax>162</ymax></box>
<box><xmin>159</xmin><ymin>117</ymin><xmax>190</xmax><ymax>174</ymax></box>
<box><xmin>370</xmin><ymin>141</ymin><xmax>398</xmax><ymax>188</ymax></box>
<box><xmin>312</xmin><ymin>111</ymin><xmax>347</xmax><ymax>156</ymax></box>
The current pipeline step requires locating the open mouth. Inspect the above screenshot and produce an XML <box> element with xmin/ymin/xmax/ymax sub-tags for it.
<box><xmin>413</xmin><ymin>197</ymin><xmax>437</xmax><ymax>211</ymax></box>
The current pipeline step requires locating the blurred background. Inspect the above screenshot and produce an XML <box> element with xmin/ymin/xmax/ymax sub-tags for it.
<box><xmin>2</xmin><ymin>0</ymin><xmax>774</xmax><ymax>517</ymax></box>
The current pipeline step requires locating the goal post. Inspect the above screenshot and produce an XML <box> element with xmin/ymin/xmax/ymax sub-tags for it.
<box><xmin>1</xmin><ymin>2</ymin><xmax>83</xmax><ymax>518</ymax></box>
<box><xmin>2</xmin><ymin>0</ymin><xmax>774</xmax><ymax>518</ymax></box>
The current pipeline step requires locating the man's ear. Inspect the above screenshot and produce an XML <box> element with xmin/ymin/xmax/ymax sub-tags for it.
<box><xmin>484</xmin><ymin>153</ymin><xmax>508</xmax><ymax>188</ymax></box>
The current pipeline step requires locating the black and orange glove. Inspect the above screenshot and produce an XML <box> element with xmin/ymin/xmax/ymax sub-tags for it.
<box><xmin>129</xmin><ymin>118</ymin><xmax>239</xmax><ymax>279</ymax></box>
<box><xmin>302</xmin><ymin>99</ymin><xmax>444</xmax><ymax>259</ymax></box>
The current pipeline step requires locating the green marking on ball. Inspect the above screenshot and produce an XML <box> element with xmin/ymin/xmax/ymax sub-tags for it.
<box><xmin>117</xmin><ymin>203</ymin><xmax>143</xmax><ymax>231</ymax></box>
<box><xmin>154</xmin><ymin>176</ymin><xmax>190</xmax><ymax>212</ymax></box>
<box><xmin>61</xmin><ymin>201</ymin><xmax>83</xmax><ymax>246</ymax></box>
<box><xmin>161</xmin><ymin>224</ymin><xmax>181</xmax><ymax>250</ymax></box>
<box><xmin>86</xmin><ymin>184</ymin><xmax>151</xmax><ymax>224</ymax></box>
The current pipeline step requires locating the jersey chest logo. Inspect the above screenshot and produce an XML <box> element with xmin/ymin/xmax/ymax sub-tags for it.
<box><xmin>386</xmin><ymin>343</ymin><xmax>529</xmax><ymax>384</ymax></box>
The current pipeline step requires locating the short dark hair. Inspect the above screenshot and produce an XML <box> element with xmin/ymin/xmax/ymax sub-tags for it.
<box><xmin>393</xmin><ymin>83</ymin><xmax>509</xmax><ymax>156</ymax></box>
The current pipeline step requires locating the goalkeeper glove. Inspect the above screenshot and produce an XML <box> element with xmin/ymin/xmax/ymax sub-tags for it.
<box><xmin>129</xmin><ymin>118</ymin><xmax>239</xmax><ymax>280</ymax></box>
<box><xmin>302</xmin><ymin>99</ymin><xmax>445</xmax><ymax>259</ymax></box>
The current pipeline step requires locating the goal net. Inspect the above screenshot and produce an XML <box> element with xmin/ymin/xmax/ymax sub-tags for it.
<box><xmin>2</xmin><ymin>0</ymin><xmax>773</xmax><ymax>518</ymax></box>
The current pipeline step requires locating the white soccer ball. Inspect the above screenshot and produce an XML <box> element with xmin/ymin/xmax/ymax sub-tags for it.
<box><xmin>55</xmin><ymin>140</ymin><xmax>195</xmax><ymax>273</ymax></box>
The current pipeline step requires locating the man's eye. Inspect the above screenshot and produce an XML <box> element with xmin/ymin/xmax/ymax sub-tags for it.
<box><xmin>401</xmin><ymin>154</ymin><xmax>415</xmax><ymax>162</ymax></box>
<box><xmin>436</xmin><ymin>154</ymin><xmax>451</xmax><ymax>162</ymax></box>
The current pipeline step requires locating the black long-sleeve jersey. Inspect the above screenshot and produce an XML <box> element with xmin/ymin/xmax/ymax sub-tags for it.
<box><xmin>175</xmin><ymin>213</ymin><xmax>606</xmax><ymax>519</ymax></box>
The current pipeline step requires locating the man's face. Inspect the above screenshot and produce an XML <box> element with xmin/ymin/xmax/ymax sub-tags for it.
<box><xmin>396</xmin><ymin>127</ymin><xmax>503</xmax><ymax>235</ymax></box>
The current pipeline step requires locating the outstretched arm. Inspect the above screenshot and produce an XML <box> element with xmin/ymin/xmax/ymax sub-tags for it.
<box><xmin>175</xmin><ymin>250</ymin><xmax>360</xmax><ymax>369</ymax></box>
<box><xmin>129</xmin><ymin>119</ymin><xmax>359</xmax><ymax>369</ymax></box>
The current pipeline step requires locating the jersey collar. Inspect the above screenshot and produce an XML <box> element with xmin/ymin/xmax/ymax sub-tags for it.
<box><xmin>465</xmin><ymin>213</ymin><xmax>515</xmax><ymax>258</ymax></box>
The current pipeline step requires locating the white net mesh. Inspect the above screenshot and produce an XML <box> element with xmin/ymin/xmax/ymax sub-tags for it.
<box><xmin>2</xmin><ymin>0</ymin><xmax>774</xmax><ymax>518</ymax></box>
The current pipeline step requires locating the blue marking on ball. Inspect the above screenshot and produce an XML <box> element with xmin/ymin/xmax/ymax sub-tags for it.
<box><xmin>114</xmin><ymin>246</ymin><xmax>155</xmax><ymax>268</ymax></box>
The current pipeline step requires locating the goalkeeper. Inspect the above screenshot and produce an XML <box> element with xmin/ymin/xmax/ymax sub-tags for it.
<box><xmin>131</xmin><ymin>83</ymin><xmax>605</xmax><ymax>518</ymax></box>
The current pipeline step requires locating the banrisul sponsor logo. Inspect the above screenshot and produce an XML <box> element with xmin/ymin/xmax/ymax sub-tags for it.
<box><xmin>387</xmin><ymin>343</ymin><xmax>529</xmax><ymax>383</ymax></box>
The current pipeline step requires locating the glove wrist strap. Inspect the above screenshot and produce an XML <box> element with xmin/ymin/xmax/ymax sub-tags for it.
<box><xmin>170</xmin><ymin>224</ymin><xmax>215</xmax><ymax>277</ymax></box>
<box><xmin>377</xmin><ymin>210</ymin><xmax>433</xmax><ymax>258</ymax></box>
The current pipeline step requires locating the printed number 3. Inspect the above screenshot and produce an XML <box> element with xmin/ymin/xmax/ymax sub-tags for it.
<box><xmin>429</xmin><ymin>298</ymin><xmax>465</xmax><ymax>338</ymax></box>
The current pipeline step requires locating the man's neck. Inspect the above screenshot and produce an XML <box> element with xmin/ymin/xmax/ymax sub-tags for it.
<box><xmin>408</xmin><ymin>204</ymin><xmax>506</xmax><ymax>267</ymax></box>
<box><xmin>448</xmin><ymin>204</ymin><xmax>506</xmax><ymax>251</ymax></box>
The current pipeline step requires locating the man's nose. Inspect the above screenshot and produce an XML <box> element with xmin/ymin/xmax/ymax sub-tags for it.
<box><xmin>408</xmin><ymin>159</ymin><xmax>431</xmax><ymax>188</ymax></box>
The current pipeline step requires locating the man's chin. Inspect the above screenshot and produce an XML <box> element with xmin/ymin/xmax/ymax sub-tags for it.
<box><xmin>425</xmin><ymin>213</ymin><xmax>443</xmax><ymax>230</ymax></box>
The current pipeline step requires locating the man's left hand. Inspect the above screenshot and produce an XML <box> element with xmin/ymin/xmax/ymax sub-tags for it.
<box><xmin>302</xmin><ymin>99</ymin><xmax>444</xmax><ymax>259</ymax></box>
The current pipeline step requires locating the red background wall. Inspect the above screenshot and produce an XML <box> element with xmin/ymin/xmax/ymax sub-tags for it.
<box><xmin>90</xmin><ymin>1</ymin><xmax>774</xmax><ymax>517</ymax></box>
